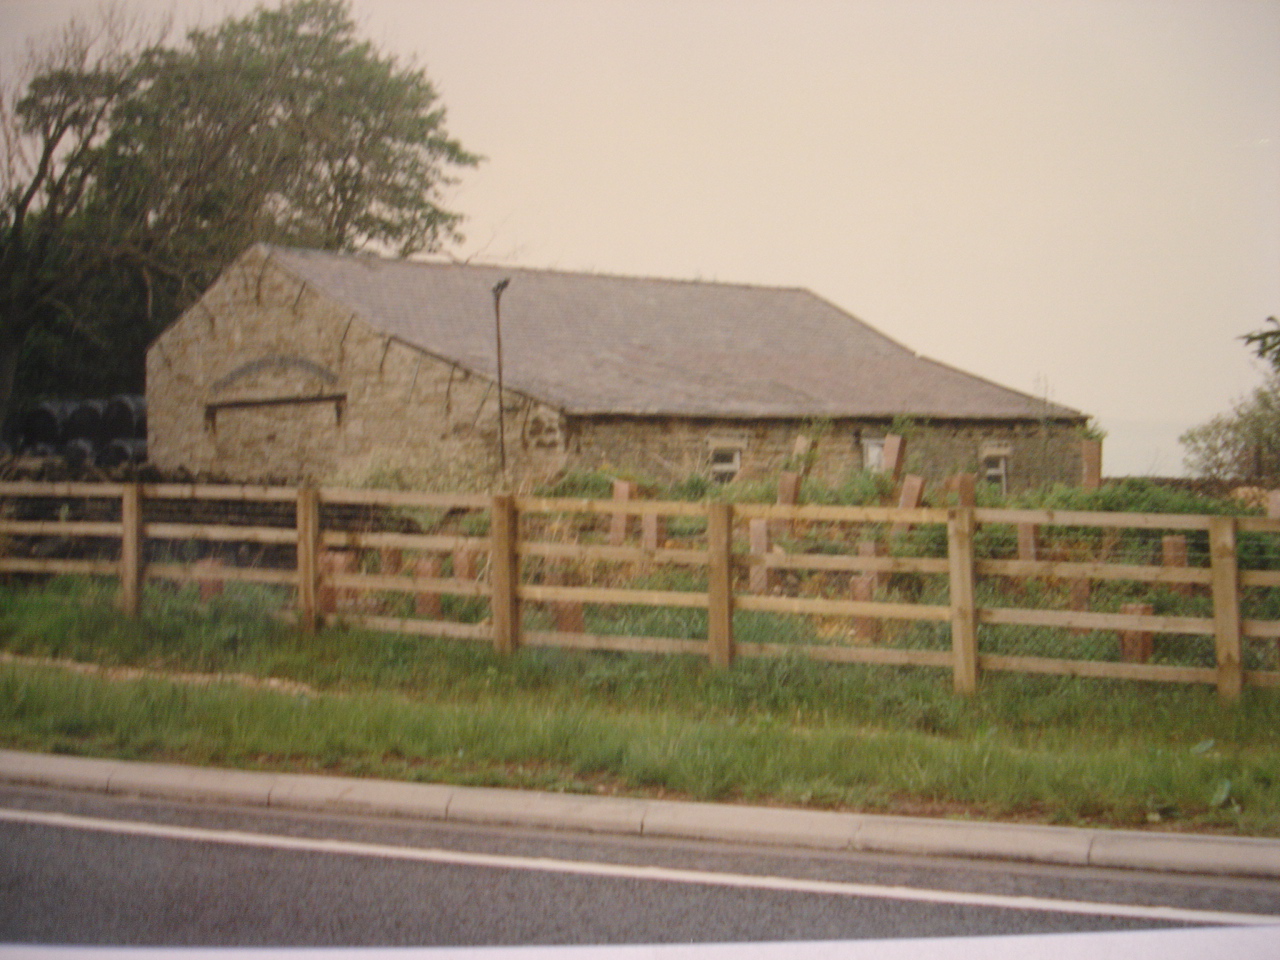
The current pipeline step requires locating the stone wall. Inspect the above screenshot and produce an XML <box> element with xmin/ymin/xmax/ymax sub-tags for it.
<box><xmin>566</xmin><ymin>415</ymin><xmax>1085</xmax><ymax>492</ymax></box>
<box><xmin>147</xmin><ymin>248</ymin><xmax>568</xmax><ymax>486</ymax></box>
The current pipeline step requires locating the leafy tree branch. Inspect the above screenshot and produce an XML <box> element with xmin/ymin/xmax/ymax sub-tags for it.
<box><xmin>1</xmin><ymin>0</ymin><xmax>479</xmax><ymax>436</ymax></box>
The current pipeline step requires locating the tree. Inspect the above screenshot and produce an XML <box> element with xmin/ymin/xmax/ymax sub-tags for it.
<box><xmin>0</xmin><ymin>9</ymin><xmax>145</xmax><ymax>436</ymax></box>
<box><xmin>1181</xmin><ymin>318</ymin><xmax>1280</xmax><ymax>482</ymax></box>
<box><xmin>1243</xmin><ymin>316</ymin><xmax>1280</xmax><ymax>371</ymax></box>
<box><xmin>0</xmin><ymin>0</ymin><xmax>478</xmax><ymax>437</ymax></box>
<box><xmin>1181</xmin><ymin>372</ymin><xmax>1280</xmax><ymax>483</ymax></box>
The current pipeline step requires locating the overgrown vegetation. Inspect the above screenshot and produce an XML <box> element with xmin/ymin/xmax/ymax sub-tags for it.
<box><xmin>1</xmin><ymin>576</ymin><xmax>1278</xmax><ymax>835</ymax></box>
<box><xmin>1180</xmin><ymin>316</ymin><xmax>1280</xmax><ymax>483</ymax></box>
<box><xmin>537</xmin><ymin>469</ymin><xmax>1253</xmax><ymax>513</ymax></box>
<box><xmin>2</xmin><ymin>0</ymin><xmax>478</xmax><ymax>435</ymax></box>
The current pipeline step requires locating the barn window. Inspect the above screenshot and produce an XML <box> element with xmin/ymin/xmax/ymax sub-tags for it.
<box><xmin>980</xmin><ymin>442</ymin><xmax>1012</xmax><ymax>495</ymax></box>
<box><xmin>204</xmin><ymin>393</ymin><xmax>346</xmax><ymax>432</ymax></box>
<box><xmin>982</xmin><ymin>456</ymin><xmax>1008</xmax><ymax>494</ymax></box>
<box><xmin>861</xmin><ymin>437</ymin><xmax>885</xmax><ymax>473</ymax></box>
<box><xmin>709</xmin><ymin>445</ymin><xmax>742</xmax><ymax>483</ymax></box>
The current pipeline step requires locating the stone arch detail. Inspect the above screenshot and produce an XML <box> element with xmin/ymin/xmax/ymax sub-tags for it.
<box><xmin>211</xmin><ymin>355</ymin><xmax>338</xmax><ymax>394</ymax></box>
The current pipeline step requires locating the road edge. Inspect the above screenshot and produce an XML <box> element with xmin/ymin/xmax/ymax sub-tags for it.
<box><xmin>2</xmin><ymin>749</ymin><xmax>1278</xmax><ymax>878</ymax></box>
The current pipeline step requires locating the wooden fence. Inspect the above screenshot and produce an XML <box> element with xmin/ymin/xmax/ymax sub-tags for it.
<box><xmin>2</xmin><ymin>480</ymin><xmax>1279</xmax><ymax>699</ymax></box>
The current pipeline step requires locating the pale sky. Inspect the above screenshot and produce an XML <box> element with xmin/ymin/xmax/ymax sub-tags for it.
<box><xmin>4</xmin><ymin>0</ymin><xmax>1278</xmax><ymax>476</ymax></box>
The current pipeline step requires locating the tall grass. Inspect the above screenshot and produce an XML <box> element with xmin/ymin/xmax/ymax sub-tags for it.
<box><xmin>2</xmin><ymin>661</ymin><xmax>1276</xmax><ymax>832</ymax></box>
<box><xmin>2</xmin><ymin>576</ymin><xmax>1279</xmax><ymax>834</ymax></box>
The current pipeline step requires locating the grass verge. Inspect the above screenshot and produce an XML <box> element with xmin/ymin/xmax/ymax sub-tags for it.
<box><xmin>2</xmin><ymin>577</ymin><xmax>1279</xmax><ymax>835</ymax></box>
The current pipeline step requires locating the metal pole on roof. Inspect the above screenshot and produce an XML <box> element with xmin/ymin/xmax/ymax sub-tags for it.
<box><xmin>492</xmin><ymin>278</ymin><xmax>511</xmax><ymax>473</ymax></box>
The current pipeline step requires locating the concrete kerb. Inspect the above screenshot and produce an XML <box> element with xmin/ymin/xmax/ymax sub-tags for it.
<box><xmin>3</xmin><ymin>749</ymin><xmax>1279</xmax><ymax>879</ymax></box>
<box><xmin>446</xmin><ymin>785</ymin><xmax>649</xmax><ymax>834</ymax></box>
<box><xmin>641</xmin><ymin>798</ymin><xmax>861</xmax><ymax>851</ymax></box>
<box><xmin>851</xmin><ymin>815</ymin><xmax>1095</xmax><ymax>867</ymax></box>
<box><xmin>267</xmin><ymin>773</ymin><xmax>453</xmax><ymax>820</ymax></box>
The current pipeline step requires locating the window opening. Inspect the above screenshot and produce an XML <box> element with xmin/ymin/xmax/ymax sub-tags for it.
<box><xmin>983</xmin><ymin>455</ymin><xmax>1009</xmax><ymax>495</ymax></box>
<box><xmin>709</xmin><ymin>446</ymin><xmax>742</xmax><ymax>483</ymax></box>
<box><xmin>862</xmin><ymin>437</ymin><xmax>885</xmax><ymax>473</ymax></box>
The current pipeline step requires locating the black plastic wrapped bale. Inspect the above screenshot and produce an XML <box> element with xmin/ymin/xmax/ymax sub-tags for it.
<box><xmin>20</xmin><ymin>401</ymin><xmax>77</xmax><ymax>445</ymax></box>
<box><xmin>98</xmin><ymin>438</ymin><xmax>147</xmax><ymax>467</ymax></box>
<box><xmin>104</xmin><ymin>395</ymin><xmax>146</xmax><ymax>439</ymax></box>
<box><xmin>63</xmin><ymin>438</ymin><xmax>96</xmax><ymax>469</ymax></box>
<box><xmin>65</xmin><ymin>400</ymin><xmax>109</xmax><ymax>442</ymax></box>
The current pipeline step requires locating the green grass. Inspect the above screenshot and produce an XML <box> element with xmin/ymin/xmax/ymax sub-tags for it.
<box><xmin>2</xmin><ymin>576</ymin><xmax>1279</xmax><ymax>835</ymax></box>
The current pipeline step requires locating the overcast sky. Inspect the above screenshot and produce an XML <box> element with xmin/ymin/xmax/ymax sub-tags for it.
<box><xmin>4</xmin><ymin>0</ymin><xmax>1278</xmax><ymax>476</ymax></box>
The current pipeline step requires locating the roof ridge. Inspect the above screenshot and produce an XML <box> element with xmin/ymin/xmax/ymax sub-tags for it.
<box><xmin>261</xmin><ymin>243</ymin><xmax>814</xmax><ymax>297</ymax></box>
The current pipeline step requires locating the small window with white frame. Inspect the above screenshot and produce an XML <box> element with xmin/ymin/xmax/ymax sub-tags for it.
<box><xmin>980</xmin><ymin>442</ymin><xmax>1012</xmax><ymax>495</ymax></box>
<box><xmin>708</xmin><ymin>443</ymin><xmax>743</xmax><ymax>483</ymax></box>
<box><xmin>861</xmin><ymin>437</ymin><xmax>885</xmax><ymax>473</ymax></box>
<box><xmin>707</xmin><ymin>433</ymin><xmax>748</xmax><ymax>483</ymax></box>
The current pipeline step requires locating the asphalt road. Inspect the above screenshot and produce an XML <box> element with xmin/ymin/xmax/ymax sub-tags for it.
<box><xmin>2</xmin><ymin>785</ymin><xmax>1279</xmax><ymax>947</ymax></box>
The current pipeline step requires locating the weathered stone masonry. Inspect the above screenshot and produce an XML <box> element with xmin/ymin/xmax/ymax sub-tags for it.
<box><xmin>567</xmin><ymin>416</ymin><xmax>1082</xmax><ymax>490</ymax></box>
<box><xmin>148</xmin><ymin>247</ymin><xmax>1089</xmax><ymax>491</ymax></box>
<box><xmin>148</xmin><ymin>248</ymin><xmax>568</xmax><ymax>483</ymax></box>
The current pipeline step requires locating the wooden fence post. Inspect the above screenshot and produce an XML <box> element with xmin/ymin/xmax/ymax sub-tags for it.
<box><xmin>453</xmin><ymin>547</ymin><xmax>477</xmax><ymax>581</ymax></box>
<box><xmin>609</xmin><ymin>480</ymin><xmax>635</xmax><ymax>546</ymax></box>
<box><xmin>1017</xmin><ymin>523</ymin><xmax>1039</xmax><ymax>562</ymax></box>
<box><xmin>318</xmin><ymin>549</ymin><xmax>355</xmax><ymax>615</ymax></box>
<box><xmin>1119</xmin><ymin>603</ymin><xmax>1154</xmax><ymax>662</ymax></box>
<box><xmin>641</xmin><ymin>511</ymin><xmax>665</xmax><ymax>552</ymax></box>
<box><xmin>777</xmin><ymin>472</ymin><xmax>801</xmax><ymax>507</ymax></box>
<box><xmin>413</xmin><ymin>556</ymin><xmax>442</xmax><ymax>618</ymax></box>
<box><xmin>851</xmin><ymin>575</ymin><xmax>880</xmax><ymax>643</ymax></box>
<box><xmin>945</xmin><ymin>473</ymin><xmax>976</xmax><ymax>508</ymax></box>
<box><xmin>1015</xmin><ymin>522</ymin><xmax>1039</xmax><ymax>595</ymax></box>
<box><xmin>1068</xmin><ymin>577</ymin><xmax>1091</xmax><ymax>634</ymax></box>
<box><xmin>852</xmin><ymin>539</ymin><xmax>885</xmax><ymax>642</ymax></box>
<box><xmin>891</xmin><ymin>475</ymin><xmax>925</xmax><ymax>538</ymax></box>
<box><xmin>195</xmin><ymin>557</ymin><xmax>225</xmax><ymax>603</ymax></box>
<box><xmin>882</xmin><ymin>434</ymin><xmax>906</xmax><ymax>484</ymax></box>
<box><xmin>774</xmin><ymin>472</ymin><xmax>801</xmax><ymax>536</ymax></box>
<box><xmin>947</xmin><ymin>507</ymin><xmax>979</xmax><ymax>695</ymax></box>
<box><xmin>1080</xmin><ymin>439</ymin><xmax>1102</xmax><ymax>490</ymax></box>
<box><xmin>1162</xmin><ymin>534</ymin><xmax>1191</xmax><ymax>597</ymax></box>
<box><xmin>296</xmin><ymin>486</ymin><xmax>320</xmax><ymax>632</ymax></box>
<box><xmin>860</xmin><ymin>538</ymin><xmax>888</xmax><ymax>590</ymax></box>
<box><xmin>545</xmin><ymin>565</ymin><xmax>585</xmax><ymax>633</ymax></box>
<box><xmin>1209</xmin><ymin>516</ymin><xmax>1242</xmax><ymax>700</ymax></box>
<box><xmin>118</xmin><ymin>483</ymin><xmax>142</xmax><ymax>617</ymax></box>
<box><xmin>748</xmin><ymin>517</ymin><xmax>771</xmax><ymax>594</ymax></box>
<box><xmin>707</xmin><ymin>502</ymin><xmax>734</xmax><ymax>668</ymax></box>
<box><xmin>490</xmin><ymin>494</ymin><xmax>521</xmax><ymax>654</ymax></box>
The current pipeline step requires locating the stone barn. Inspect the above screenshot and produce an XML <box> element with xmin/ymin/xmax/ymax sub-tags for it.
<box><xmin>146</xmin><ymin>244</ymin><xmax>1091</xmax><ymax>490</ymax></box>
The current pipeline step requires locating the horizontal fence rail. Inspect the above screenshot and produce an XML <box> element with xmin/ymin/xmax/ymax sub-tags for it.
<box><xmin>2</xmin><ymin>481</ymin><xmax>1279</xmax><ymax>699</ymax></box>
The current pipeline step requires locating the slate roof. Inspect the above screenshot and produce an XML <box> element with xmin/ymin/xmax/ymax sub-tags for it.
<box><xmin>262</xmin><ymin>245</ymin><xmax>1084</xmax><ymax>423</ymax></box>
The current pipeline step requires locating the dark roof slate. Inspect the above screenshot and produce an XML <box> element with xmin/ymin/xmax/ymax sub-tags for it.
<box><xmin>263</xmin><ymin>245</ymin><xmax>1084</xmax><ymax>422</ymax></box>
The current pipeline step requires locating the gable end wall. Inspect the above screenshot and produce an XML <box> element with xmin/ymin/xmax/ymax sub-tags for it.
<box><xmin>146</xmin><ymin>248</ymin><xmax>568</xmax><ymax>484</ymax></box>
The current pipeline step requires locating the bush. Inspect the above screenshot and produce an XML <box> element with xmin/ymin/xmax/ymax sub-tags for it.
<box><xmin>1023</xmin><ymin>478</ymin><xmax>1248</xmax><ymax>516</ymax></box>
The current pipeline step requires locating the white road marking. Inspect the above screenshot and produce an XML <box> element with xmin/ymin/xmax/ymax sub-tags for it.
<box><xmin>2</xmin><ymin>806</ymin><xmax>1277</xmax><ymax>928</ymax></box>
